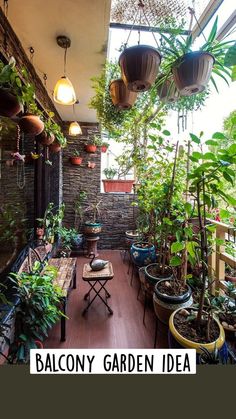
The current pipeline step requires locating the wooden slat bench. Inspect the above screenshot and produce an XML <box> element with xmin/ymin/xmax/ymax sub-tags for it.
<box><xmin>47</xmin><ymin>257</ymin><xmax>77</xmax><ymax>342</ymax></box>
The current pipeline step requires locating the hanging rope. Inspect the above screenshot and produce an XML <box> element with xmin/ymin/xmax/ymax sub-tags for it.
<box><xmin>64</xmin><ymin>46</ymin><xmax>68</xmax><ymax>75</ymax></box>
<box><xmin>3</xmin><ymin>0</ymin><xmax>8</xmax><ymax>17</ymax></box>
<box><xmin>16</xmin><ymin>129</ymin><xmax>25</xmax><ymax>189</ymax></box>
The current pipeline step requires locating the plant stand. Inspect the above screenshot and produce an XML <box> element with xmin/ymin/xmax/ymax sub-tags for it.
<box><xmin>85</xmin><ymin>236</ymin><xmax>100</xmax><ymax>258</ymax></box>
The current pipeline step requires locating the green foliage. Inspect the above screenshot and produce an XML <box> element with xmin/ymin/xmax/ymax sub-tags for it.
<box><xmin>36</xmin><ymin>202</ymin><xmax>65</xmax><ymax>241</ymax></box>
<box><xmin>74</xmin><ymin>191</ymin><xmax>87</xmax><ymax>230</ymax></box>
<box><xmin>103</xmin><ymin>167</ymin><xmax>117</xmax><ymax>179</ymax></box>
<box><xmin>0</xmin><ymin>57</ymin><xmax>35</xmax><ymax>107</ymax></box>
<box><xmin>9</xmin><ymin>262</ymin><xmax>64</xmax><ymax>363</ymax></box>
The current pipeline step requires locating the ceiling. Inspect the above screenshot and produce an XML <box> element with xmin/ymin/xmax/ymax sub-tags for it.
<box><xmin>7</xmin><ymin>0</ymin><xmax>111</xmax><ymax>123</ymax></box>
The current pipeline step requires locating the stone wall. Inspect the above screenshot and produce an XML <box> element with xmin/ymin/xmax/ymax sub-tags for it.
<box><xmin>62</xmin><ymin>125</ymin><xmax>137</xmax><ymax>249</ymax></box>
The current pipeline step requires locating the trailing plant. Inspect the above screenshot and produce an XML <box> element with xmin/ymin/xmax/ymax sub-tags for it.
<box><xmin>0</xmin><ymin>57</ymin><xmax>35</xmax><ymax>108</ymax></box>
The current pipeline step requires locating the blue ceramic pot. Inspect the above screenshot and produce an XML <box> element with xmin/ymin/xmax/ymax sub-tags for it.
<box><xmin>130</xmin><ymin>242</ymin><xmax>156</xmax><ymax>267</ymax></box>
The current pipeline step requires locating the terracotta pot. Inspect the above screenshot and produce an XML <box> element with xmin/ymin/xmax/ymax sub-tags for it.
<box><xmin>172</xmin><ymin>51</ymin><xmax>215</xmax><ymax>96</ymax></box>
<box><xmin>101</xmin><ymin>145</ymin><xmax>108</xmax><ymax>153</ymax></box>
<box><xmin>157</xmin><ymin>76</ymin><xmax>179</xmax><ymax>103</ymax></box>
<box><xmin>85</xmin><ymin>144</ymin><xmax>97</xmax><ymax>153</ymax></box>
<box><xmin>49</xmin><ymin>141</ymin><xmax>61</xmax><ymax>153</ymax></box>
<box><xmin>102</xmin><ymin>179</ymin><xmax>134</xmax><ymax>193</ymax></box>
<box><xmin>153</xmin><ymin>279</ymin><xmax>193</xmax><ymax>325</ymax></box>
<box><xmin>119</xmin><ymin>45</ymin><xmax>161</xmax><ymax>92</ymax></box>
<box><xmin>70</xmin><ymin>156</ymin><xmax>83</xmax><ymax>165</ymax></box>
<box><xmin>19</xmin><ymin>113</ymin><xmax>44</xmax><ymax>135</ymax></box>
<box><xmin>225</xmin><ymin>275</ymin><xmax>236</xmax><ymax>283</ymax></box>
<box><xmin>37</xmin><ymin>131</ymin><xmax>55</xmax><ymax>146</ymax></box>
<box><xmin>0</xmin><ymin>87</ymin><xmax>22</xmax><ymax>117</ymax></box>
<box><xmin>36</xmin><ymin>227</ymin><xmax>44</xmax><ymax>240</ymax></box>
<box><xmin>169</xmin><ymin>308</ymin><xmax>225</xmax><ymax>356</ymax></box>
<box><xmin>109</xmin><ymin>78</ymin><xmax>137</xmax><ymax>109</ymax></box>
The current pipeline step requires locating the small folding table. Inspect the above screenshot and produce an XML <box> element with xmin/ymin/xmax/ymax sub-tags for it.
<box><xmin>82</xmin><ymin>262</ymin><xmax>114</xmax><ymax>315</ymax></box>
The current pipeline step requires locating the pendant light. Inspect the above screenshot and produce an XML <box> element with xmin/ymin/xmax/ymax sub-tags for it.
<box><xmin>53</xmin><ymin>35</ymin><xmax>76</xmax><ymax>105</ymax></box>
<box><xmin>69</xmin><ymin>102</ymin><xmax>82</xmax><ymax>136</ymax></box>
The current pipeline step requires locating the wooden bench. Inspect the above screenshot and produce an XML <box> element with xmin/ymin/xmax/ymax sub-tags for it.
<box><xmin>45</xmin><ymin>257</ymin><xmax>77</xmax><ymax>341</ymax></box>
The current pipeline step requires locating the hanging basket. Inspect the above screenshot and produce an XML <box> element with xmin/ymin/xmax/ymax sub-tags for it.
<box><xmin>109</xmin><ymin>78</ymin><xmax>137</xmax><ymax>109</ymax></box>
<box><xmin>172</xmin><ymin>51</ymin><xmax>215</xmax><ymax>96</ymax></box>
<box><xmin>0</xmin><ymin>88</ymin><xmax>22</xmax><ymax>117</ymax></box>
<box><xmin>49</xmin><ymin>141</ymin><xmax>61</xmax><ymax>153</ymax></box>
<box><xmin>36</xmin><ymin>131</ymin><xmax>55</xmax><ymax>146</ymax></box>
<box><xmin>119</xmin><ymin>45</ymin><xmax>161</xmax><ymax>92</ymax></box>
<box><xmin>157</xmin><ymin>76</ymin><xmax>179</xmax><ymax>103</ymax></box>
<box><xmin>19</xmin><ymin>113</ymin><xmax>44</xmax><ymax>135</ymax></box>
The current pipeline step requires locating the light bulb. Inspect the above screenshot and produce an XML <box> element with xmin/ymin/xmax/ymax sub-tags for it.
<box><xmin>69</xmin><ymin>121</ymin><xmax>82</xmax><ymax>136</ymax></box>
<box><xmin>53</xmin><ymin>76</ymin><xmax>76</xmax><ymax>105</ymax></box>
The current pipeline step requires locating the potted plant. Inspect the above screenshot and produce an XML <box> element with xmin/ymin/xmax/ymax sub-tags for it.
<box><xmin>69</xmin><ymin>150</ymin><xmax>83</xmax><ymax>165</ymax></box>
<box><xmin>160</xmin><ymin>17</ymin><xmax>234</xmax><ymax>96</ymax></box>
<box><xmin>83</xmin><ymin>198</ymin><xmax>103</xmax><ymax>236</ymax></box>
<box><xmin>19</xmin><ymin>100</ymin><xmax>44</xmax><ymax>136</ymax></box>
<box><xmin>130</xmin><ymin>241</ymin><xmax>157</xmax><ymax>268</ymax></box>
<box><xmin>85</xmin><ymin>134</ymin><xmax>101</xmax><ymax>153</ymax></box>
<box><xmin>119</xmin><ymin>45</ymin><xmax>162</xmax><ymax>92</ymax></box>
<box><xmin>49</xmin><ymin>130</ymin><xmax>67</xmax><ymax>153</ymax></box>
<box><xmin>36</xmin><ymin>111</ymin><xmax>62</xmax><ymax>146</ymax></box>
<box><xmin>56</xmin><ymin>226</ymin><xmax>81</xmax><ymax>257</ymax></box>
<box><xmin>8</xmin><ymin>262</ymin><xmax>64</xmax><ymax>364</ymax></box>
<box><xmin>169</xmin><ymin>130</ymin><xmax>236</xmax><ymax>356</ymax></box>
<box><xmin>109</xmin><ymin>78</ymin><xmax>137</xmax><ymax>109</ymax></box>
<box><xmin>0</xmin><ymin>57</ymin><xmax>24</xmax><ymax>117</ymax></box>
<box><xmin>36</xmin><ymin>202</ymin><xmax>65</xmax><ymax>244</ymax></box>
<box><xmin>100</xmin><ymin>142</ymin><xmax>109</xmax><ymax>153</ymax></box>
<box><xmin>210</xmin><ymin>282</ymin><xmax>236</xmax><ymax>336</ymax></box>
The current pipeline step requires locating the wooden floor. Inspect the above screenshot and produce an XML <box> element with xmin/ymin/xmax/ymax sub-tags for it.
<box><xmin>44</xmin><ymin>250</ymin><xmax>169</xmax><ymax>349</ymax></box>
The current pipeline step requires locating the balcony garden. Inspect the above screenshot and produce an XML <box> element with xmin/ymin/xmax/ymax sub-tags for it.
<box><xmin>0</xmin><ymin>0</ymin><xmax>236</xmax><ymax>368</ymax></box>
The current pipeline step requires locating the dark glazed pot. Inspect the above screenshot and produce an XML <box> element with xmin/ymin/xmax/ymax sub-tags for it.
<box><xmin>19</xmin><ymin>113</ymin><xmax>44</xmax><ymax>135</ymax></box>
<box><xmin>119</xmin><ymin>45</ymin><xmax>161</xmax><ymax>92</ymax></box>
<box><xmin>0</xmin><ymin>88</ymin><xmax>22</xmax><ymax>117</ymax></box>
<box><xmin>130</xmin><ymin>242</ymin><xmax>156</xmax><ymax>267</ymax></box>
<box><xmin>109</xmin><ymin>78</ymin><xmax>137</xmax><ymax>109</ymax></box>
<box><xmin>172</xmin><ymin>51</ymin><xmax>215</xmax><ymax>96</ymax></box>
<box><xmin>145</xmin><ymin>263</ymin><xmax>173</xmax><ymax>286</ymax></box>
<box><xmin>153</xmin><ymin>279</ymin><xmax>193</xmax><ymax>325</ymax></box>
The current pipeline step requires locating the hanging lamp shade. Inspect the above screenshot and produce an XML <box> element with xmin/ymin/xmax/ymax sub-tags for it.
<box><xmin>69</xmin><ymin>121</ymin><xmax>82</xmax><ymax>136</ymax></box>
<box><xmin>53</xmin><ymin>76</ymin><xmax>76</xmax><ymax>105</ymax></box>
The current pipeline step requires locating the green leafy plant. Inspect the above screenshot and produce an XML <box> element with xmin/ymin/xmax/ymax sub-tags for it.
<box><xmin>103</xmin><ymin>167</ymin><xmax>117</xmax><ymax>179</ymax></box>
<box><xmin>8</xmin><ymin>261</ymin><xmax>64</xmax><ymax>363</ymax></box>
<box><xmin>159</xmin><ymin>17</ymin><xmax>235</xmax><ymax>93</ymax></box>
<box><xmin>0</xmin><ymin>57</ymin><xmax>35</xmax><ymax>107</ymax></box>
<box><xmin>36</xmin><ymin>202</ymin><xmax>65</xmax><ymax>242</ymax></box>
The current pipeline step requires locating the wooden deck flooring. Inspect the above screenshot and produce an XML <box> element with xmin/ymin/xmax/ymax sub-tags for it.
<box><xmin>44</xmin><ymin>250</ymin><xmax>168</xmax><ymax>349</ymax></box>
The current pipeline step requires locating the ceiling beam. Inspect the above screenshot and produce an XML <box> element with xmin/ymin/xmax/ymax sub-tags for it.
<box><xmin>191</xmin><ymin>0</ymin><xmax>224</xmax><ymax>41</ymax></box>
<box><xmin>216</xmin><ymin>9</ymin><xmax>236</xmax><ymax>40</ymax></box>
<box><xmin>109</xmin><ymin>22</ymin><xmax>190</xmax><ymax>36</ymax></box>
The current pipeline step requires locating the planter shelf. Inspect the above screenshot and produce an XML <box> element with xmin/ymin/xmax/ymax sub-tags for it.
<box><xmin>102</xmin><ymin>179</ymin><xmax>134</xmax><ymax>193</ymax></box>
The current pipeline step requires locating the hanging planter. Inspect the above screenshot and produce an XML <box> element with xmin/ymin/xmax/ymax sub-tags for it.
<box><xmin>109</xmin><ymin>78</ymin><xmax>137</xmax><ymax>109</ymax></box>
<box><xmin>102</xmin><ymin>179</ymin><xmax>134</xmax><ymax>193</ymax></box>
<box><xmin>0</xmin><ymin>88</ymin><xmax>22</xmax><ymax>117</ymax></box>
<box><xmin>19</xmin><ymin>113</ymin><xmax>44</xmax><ymax>136</ymax></box>
<box><xmin>49</xmin><ymin>141</ymin><xmax>61</xmax><ymax>153</ymax></box>
<box><xmin>156</xmin><ymin>75</ymin><xmax>179</xmax><ymax>103</ymax></box>
<box><xmin>100</xmin><ymin>144</ymin><xmax>108</xmax><ymax>153</ymax></box>
<box><xmin>172</xmin><ymin>51</ymin><xmax>215</xmax><ymax>96</ymax></box>
<box><xmin>119</xmin><ymin>45</ymin><xmax>161</xmax><ymax>92</ymax></box>
<box><xmin>36</xmin><ymin>131</ymin><xmax>55</xmax><ymax>146</ymax></box>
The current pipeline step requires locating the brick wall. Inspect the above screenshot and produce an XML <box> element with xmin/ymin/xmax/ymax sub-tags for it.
<box><xmin>62</xmin><ymin>125</ymin><xmax>137</xmax><ymax>249</ymax></box>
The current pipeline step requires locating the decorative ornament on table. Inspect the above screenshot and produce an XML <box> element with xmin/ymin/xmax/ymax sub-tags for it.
<box><xmin>89</xmin><ymin>253</ymin><xmax>109</xmax><ymax>271</ymax></box>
